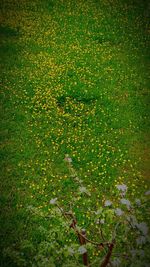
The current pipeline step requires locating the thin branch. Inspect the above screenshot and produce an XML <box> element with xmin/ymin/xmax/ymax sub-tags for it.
<box><xmin>60</xmin><ymin>207</ymin><xmax>109</xmax><ymax>247</ymax></box>
<box><xmin>78</xmin><ymin>229</ymin><xmax>90</xmax><ymax>266</ymax></box>
<box><xmin>71</xmin><ymin>217</ymin><xmax>106</xmax><ymax>247</ymax></box>
<box><xmin>100</xmin><ymin>241</ymin><xmax>115</xmax><ymax>267</ymax></box>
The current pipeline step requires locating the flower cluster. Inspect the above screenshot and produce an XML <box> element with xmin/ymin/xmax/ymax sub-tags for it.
<box><xmin>50</xmin><ymin>159</ymin><xmax>150</xmax><ymax>267</ymax></box>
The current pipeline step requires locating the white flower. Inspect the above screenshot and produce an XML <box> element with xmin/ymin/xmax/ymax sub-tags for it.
<box><xmin>137</xmin><ymin>222</ymin><xmax>148</xmax><ymax>236</ymax></box>
<box><xmin>64</xmin><ymin>154</ymin><xmax>72</xmax><ymax>163</ymax></box>
<box><xmin>115</xmin><ymin>208</ymin><xmax>124</xmax><ymax>216</ymax></box>
<box><xmin>68</xmin><ymin>247</ymin><xmax>75</xmax><ymax>255</ymax></box>
<box><xmin>75</xmin><ymin>177</ymin><xmax>83</xmax><ymax>183</ymax></box>
<box><xmin>100</xmin><ymin>219</ymin><xmax>105</xmax><ymax>224</ymax></box>
<box><xmin>79</xmin><ymin>186</ymin><xmax>91</xmax><ymax>196</ymax></box>
<box><xmin>49</xmin><ymin>198</ymin><xmax>57</xmax><ymax>205</ymax></box>
<box><xmin>112</xmin><ymin>258</ymin><xmax>121</xmax><ymax>266</ymax></box>
<box><xmin>116</xmin><ymin>184</ymin><xmax>128</xmax><ymax>192</ymax></box>
<box><xmin>79</xmin><ymin>186</ymin><xmax>87</xmax><ymax>193</ymax></box>
<box><xmin>136</xmin><ymin>235</ymin><xmax>147</xmax><ymax>245</ymax></box>
<box><xmin>135</xmin><ymin>199</ymin><xmax>141</xmax><ymax>206</ymax></box>
<box><xmin>95</xmin><ymin>208</ymin><xmax>103</xmax><ymax>215</ymax></box>
<box><xmin>120</xmin><ymin>198</ymin><xmax>131</xmax><ymax>209</ymax></box>
<box><xmin>78</xmin><ymin>246</ymin><xmax>87</xmax><ymax>254</ymax></box>
<box><xmin>104</xmin><ymin>200</ymin><xmax>112</xmax><ymax>207</ymax></box>
<box><xmin>96</xmin><ymin>218</ymin><xmax>105</xmax><ymax>224</ymax></box>
<box><xmin>145</xmin><ymin>190</ymin><xmax>150</xmax><ymax>195</ymax></box>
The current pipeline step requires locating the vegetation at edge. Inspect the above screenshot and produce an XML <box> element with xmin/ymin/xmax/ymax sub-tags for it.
<box><xmin>0</xmin><ymin>0</ymin><xmax>150</xmax><ymax>266</ymax></box>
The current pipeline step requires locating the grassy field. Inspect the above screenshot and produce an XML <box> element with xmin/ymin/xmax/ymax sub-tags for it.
<box><xmin>0</xmin><ymin>0</ymin><xmax>150</xmax><ymax>266</ymax></box>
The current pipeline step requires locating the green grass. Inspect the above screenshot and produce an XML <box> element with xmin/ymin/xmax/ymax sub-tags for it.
<box><xmin>0</xmin><ymin>0</ymin><xmax>150</xmax><ymax>266</ymax></box>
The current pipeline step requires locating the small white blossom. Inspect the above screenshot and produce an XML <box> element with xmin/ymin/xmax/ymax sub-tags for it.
<box><xmin>78</xmin><ymin>246</ymin><xmax>87</xmax><ymax>254</ymax></box>
<box><xmin>96</xmin><ymin>219</ymin><xmax>100</xmax><ymax>224</ymax></box>
<box><xmin>115</xmin><ymin>208</ymin><xmax>124</xmax><ymax>216</ymax></box>
<box><xmin>78</xmin><ymin>186</ymin><xmax>90</xmax><ymax>196</ymax></box>
<box><xmin>75</xmin><ymin>177</ymin><xmax>83</xmax><ymax>183</ymax></box>
<box><xmin>79</xmin><ymin>186</ymin><xmax>87</xmax><ymax>193</ymax></box>
<box><xmin>50</xmin><ymin>198</ymin><xmax>57</xmax><ymax>205</ymax></box>
<box><xmin>68</xmin><ymin>247</ymin><xmax>75</xmax><ymax>255</ymax></box>
<box><xmin>96</xmin><ymin>218</ymin><xmax>105</xmax><ymax>224</ymax></box>
<box><xmin>64</xmin><ymin>154</ymin><xmax>72</xmax><ymax>163</ymax></box>
<box><xmin>104</xmin><ymin>200</ymin><xmax>112</xmax><ymax>207</ymax></box>
<box><xmin>120</xmin><ymin>198</ymin><xmax>131</xmax><ymax>209</ymax></box>
<box><xmin>145</xmin><ymin>190</ymin><xmax>150</xmax><ymax>195</ymax></box>
<box><xmin>136</xmin><ymin>235</ymin><xmax>147</xmax><ymax>245</ymax></box>
<box><xmin>137</xmin><ymin>222</ymin><xmax>148</xmax><ymax>236</ymax></box>
<box><xmin>135</xmin><ymin>199</ymin><xmax>141</xmax><ymax>206</ymax></box>
<box><xmin>95</xmin><ymin>208</ymin><xmax>103</xmax><ymax>215</ymax></box>
<box><xmin>116</xmin><ymin>184</ymin><xmax>128</xmax><ymax>192</ymax></box>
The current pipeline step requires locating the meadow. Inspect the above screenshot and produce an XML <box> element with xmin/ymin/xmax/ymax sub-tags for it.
<box><xmin>0</xmin><ymin>0</ymin><xmax>150</xmax><ymax>266</ymax></box>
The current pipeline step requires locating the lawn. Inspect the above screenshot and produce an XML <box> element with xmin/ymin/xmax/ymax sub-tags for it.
<box><xmin>0</xmin><ymin>0</ymin><xmax>150</xmax><ymax>266</ymax></box>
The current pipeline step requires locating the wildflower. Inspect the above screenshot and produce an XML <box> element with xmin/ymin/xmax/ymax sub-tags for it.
<box><xmin>137</xmin><ymin>222</ymin><xmax>148</xmax><ymax>236</ymax></box>
<box><xmin>116</xmin><ymin>184</ymin><xmax>128</xmax><ymax>192</ymax></box>
<box><xmin>100</xmin><ymin>219</ymin><xmax>105</xmax><ymax>224</ymax></box>
<box><xmin>75</xmin><ymin>177</ymin><xmax>83</xmax><ymax>183</ymax></box>
<box><xmin>64</xmin><ymin>154</ymin><xmax>72</xmax><ymax>163</ymax></box>
<box><xmin>68</xmin><ymin>247</ymin><xmax>75</xmax><ymax>255</ymax></box>
<box><xmin>95</xmin><ymin>208</ymin><xmax>103</xmax><ymax>215</ymax></box>
<box><xmin>104</xmin><ymin>200</ymin><xmax>112</xmax><ymax>207</ymax></box>
<box><xmin>120</xmin><ymin>198</ymin><xmax>131</xmax><ymax>209</ymax></box>
<box><xmin>135</xmin><ymin>199</ymin><xmax>141</xmax><ymax>206</ymax></box>
<box><xmin>49</xmin><ymin>198</ymin><xmax>57</xmax><ymax>205</ymax></box>
<box><xmin>115</xmin><ymin>208</ymin><xmax>124</xmax><ymax>216</ymax></box>
<box><xmin>145</xmin><ymin>190</ymin><xmax>150</xmax><ymax>195</ymax></box>
<box><xmin>96</xmin><ymin>218</ymin><xmax>104</xmax><ymax>224</ymax></box>
<box><xmin>78</xmin><ymin>186</ymin><xmax>90</xmax><ymax>195</ymax></box>
<box><xmin>78</xmin><ymin>246</ymin><xmax>87</xmax><ymax>254</ymax></box>
<box><xmin>79</xmin><ymin>186</ymin><xmax>87</xmax><ymax>193</ymax></box>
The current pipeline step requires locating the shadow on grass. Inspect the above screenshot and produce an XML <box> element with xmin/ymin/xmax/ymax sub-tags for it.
<box><xmin>0</xmin><ymin>25</ymin><xmax>20</xmax><ymax>37</ymax></box>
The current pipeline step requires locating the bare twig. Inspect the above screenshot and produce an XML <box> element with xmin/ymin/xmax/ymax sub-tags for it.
<box><xmin>98</xmin><ymin>222</ymin><xmax>119</xmax><ymax>267</ymax></box>
<box><xmin>78</xmin><ymin>229</ymin><xmax>89</xmax><ymax>266</ymax></box>
<box><xmin>56</xmin><ymin>204</ymin><xmax>109</xmax><ymax>250</ymax></box>
<box><xmin>100</xmin><ymin>241</ymin><xmax>115</xmax><ymax>267</ymax></box>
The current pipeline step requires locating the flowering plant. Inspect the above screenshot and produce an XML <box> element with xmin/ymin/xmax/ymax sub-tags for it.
<box><xmin>48</xmin><ymin>156</ymin><xmax>150</xmax><ymax>267</ymax></box>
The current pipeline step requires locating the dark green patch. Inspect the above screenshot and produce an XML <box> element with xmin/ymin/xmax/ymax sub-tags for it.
<box><xmin>0</xmin><ymin>25</ymin><xmax>19</xmax><ymax>37</ymax></box>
